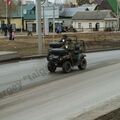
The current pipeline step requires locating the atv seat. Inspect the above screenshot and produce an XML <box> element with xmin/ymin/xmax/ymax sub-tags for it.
<box><xmin>49</xmin><ymin>42</ymin><xmax>64</xmax><ymax>48</ymax></box>
<box><xmin>49</xmin><ymin>48</ymin><xmax>67</xmax><ymax>56</ymax></box>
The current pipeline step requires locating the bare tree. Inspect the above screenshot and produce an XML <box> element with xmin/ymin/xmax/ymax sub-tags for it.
<box><xmin>0</xmin><ymin>0</ymin><xmax>17</xmax><ymax>24</ymax></box>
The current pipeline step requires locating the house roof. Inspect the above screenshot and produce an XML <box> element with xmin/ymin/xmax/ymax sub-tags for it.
<box><xmin>72</xmin><ymin>10</ymin><xmax>116</xmax><ymax>20</ymax></box>
<box><xmin>23</xmin><ymin>4</ymin><xmax>35</xmax><ymax>20</ymax></box>
<box><xmin>22</xmin><ymin>4</ymin><xmax>35</xmax><ymax>11</ymax></box>
<box><xmin>95</xmin><ymin>0</ymin><xmax>104</xmax><ymax>5</ymax></box>
<box><xmin>98</xmin><ymin>0</ymin><xmax>112</xmax><ymax>10</ymax></box>
<box><xmin>97</xmin><ymin>0</ymin><xmax>120</xmax><ymax>14</ymax></box>
<box><xmin>0</xmin><ymin>4</ymin><xmax>35</xmax><ymax>18</ymax></box>
<box><xmin>60</xmin><ymin>4</ymin><xmax>97</xmax><ymax>17</ymax></box>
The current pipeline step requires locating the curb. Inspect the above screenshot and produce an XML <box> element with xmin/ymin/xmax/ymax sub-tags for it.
<box><xmin>0</xmin><ymin>52</ymin><xmax>19</xmax><ymax>62</ymax></box>
<box><xmin>21</xmin><ymin>54</ymin><xmax>47</xmax><ymax>60</ymax></box>
<box><xmin>71</xmin><ymin>95</ymin><xmax>120</xmax><ymax>120</ymax></box>
<box><xmin>0</xmin><ymin>54</ymin><xmax>47</xmax><ymax>64</ymax></box>
<box><xmin>86</xmin><ymin>47</ymin><xmax>120</xmax><ymax>53</ymax></box>
<box><xmin>0</xmin><ymin>48</ymin><xmax>119</xmax><ymax>63</ymax></box>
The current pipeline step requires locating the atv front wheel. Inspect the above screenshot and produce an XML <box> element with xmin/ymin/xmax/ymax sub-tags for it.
<box><xmin>48</xmin><ymin>62</ymin><xmax>56</xmax><ymax>73</ymax></box>
<box><xmin>62</xmin><ymin>61</ymin><xmax>71</xmax><ymax>73</ymax></box>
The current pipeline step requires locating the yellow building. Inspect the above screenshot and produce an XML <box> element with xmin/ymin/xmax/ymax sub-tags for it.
<box><xmin>0</xmin><ymin>4</ymin><xmax>35</xmax><ymax>31</ymax></box>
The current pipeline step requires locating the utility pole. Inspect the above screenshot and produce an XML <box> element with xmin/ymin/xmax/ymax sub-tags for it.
<box><xmin>5</xmin><ymin>0</ymin><xmax>8</xmax><ymax>24</ymax></box>
<box><xmin>53</xmin><ymin>3</ymin><xmax>55</xmax><ymax>41</ymax></box>
<box><xmin>21</xmin><ymin>0</ymin><xmax>23</xmax><ymax>32</ymax></box>
<box><xmin>36</xmin><ymin>0</ymin><xmax>43</xmax><ymax>55</ymax></box>
<box><xmin>117</xmin><ymin>0</ymin><xmax>120</xmax><ymax>30</ymax></box>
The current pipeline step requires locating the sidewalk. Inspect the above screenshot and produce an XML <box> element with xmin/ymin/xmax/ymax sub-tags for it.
<box><xmin>0</xmin><ymin>32</ymin><xmax>38</xmax><ymax>39</ymax></box>
<box><xmin>0</xmin><ymin>51</ymin><xmax>19</xmax><ymax>62</ymax></box>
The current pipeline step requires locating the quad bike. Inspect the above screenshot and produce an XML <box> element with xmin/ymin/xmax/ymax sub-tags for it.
<box><xmin>47</xmin><ymin>36</ymin><xmax>87</xmax><ymax>73</ymax></box>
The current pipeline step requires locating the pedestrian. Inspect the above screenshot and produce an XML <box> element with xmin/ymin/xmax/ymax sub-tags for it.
<box><xmin>12</xmin><ymin>31</ymin><xmax>15</xmax><ymax>40</ymax></box>
<box><xmin>8</xmin><ymin>24</ymin><xmax>13</xmax><ymax>40</ymax></box>
<box><xmin>27</xmin><ymin>30</ymin><xmax>32</xmax><ymax>36</ymax></box>
<box><xmin>56</xmin><ymin>24</ymin><xmax>62</xmax><ymax>34</ymax></box>
<box><xmin>4</xmin><ymin>24</ymin><xmax>8</xmax><ymax>37</ymax></box>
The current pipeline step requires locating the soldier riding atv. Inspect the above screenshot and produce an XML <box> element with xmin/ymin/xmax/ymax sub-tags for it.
<box><xmin>47</xmin><ymin>35</ymin><xmax>87</xmax><ymax>73</ymax></box>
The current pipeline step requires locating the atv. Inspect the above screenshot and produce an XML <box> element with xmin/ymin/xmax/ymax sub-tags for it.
<box><xmin>47</xmin><ymin>36</ymin><xmax>87</xmax><ymax>73</ymax></box>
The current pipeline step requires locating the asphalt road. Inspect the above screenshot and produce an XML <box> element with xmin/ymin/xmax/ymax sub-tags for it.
<box><xmin>0</xmin><ymin>50</ymin><xmax>120</xmax><ymax>91</ymax></box>
<box><xmin>0</xmin><ymin>50</ymin><xmax>120</xmax><ymax>120</ymax></box>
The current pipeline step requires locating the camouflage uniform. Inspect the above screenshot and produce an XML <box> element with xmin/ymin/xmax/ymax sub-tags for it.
<box><xmin>66</xmin><ymin>38</ymin><xmax>74</xmax><ymax>50</ymax></box>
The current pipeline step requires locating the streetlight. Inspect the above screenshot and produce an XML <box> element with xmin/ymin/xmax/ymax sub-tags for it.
<box><xmin>117</xmin><ymin>0</ymin><xmax>120</xmax><ymax>30</ymax></box>
<box><xmin>20</xmin><ymin>0</ymin><xmax>23</xmax><ymax>32</ymax></box>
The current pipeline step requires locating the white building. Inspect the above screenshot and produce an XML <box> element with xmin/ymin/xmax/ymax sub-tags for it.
<box><xmin>59</xmin><ymin>4</ymin><xmax>97</xmax><ymax>28</ymax></box>
<box><xmin>72</xmin><ymin>10</ymin><xmax>118</xmax><ymax>32</ymax></box>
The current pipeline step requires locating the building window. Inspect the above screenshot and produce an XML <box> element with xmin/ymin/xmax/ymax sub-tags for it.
<box><xmin>89</xmin><ymin>23</ymin><xmax>92</xmax><ymax>29</ymax></box>
<box><xmin>78</xmin><ymin>23</ymin><xmax>81</xmax><ymax>29</ymax></box>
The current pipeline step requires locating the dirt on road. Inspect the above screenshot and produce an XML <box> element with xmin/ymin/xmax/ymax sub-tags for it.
<box><xmin>95</xmin><ymin>108</ymin><xmax>120</xmax><ymax>120</ymax></box>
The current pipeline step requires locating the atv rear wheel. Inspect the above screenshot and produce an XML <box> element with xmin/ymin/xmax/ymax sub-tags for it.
<box><xmin>48</xmin><ymin>62</ymin><xmax>56</xmax><ymax>73</ymax></box>
<box><xmin>62</xmin><ymin>61</ymin><xmax>71</xmax><ymax>73</ymax></box>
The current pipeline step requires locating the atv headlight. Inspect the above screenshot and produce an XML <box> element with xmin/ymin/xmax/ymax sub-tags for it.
<box><xmin>65</xmin><ymin>45</ymin><xmax>68</xmax><ymax>49</ymax></box>
<box><xmin>59</xmin><ymin>56</ymin><xmax>63</xmax><ymax>61</ymax></box>
<box><xmin>62</xmin><ymin>39</ymin><xmax>65</xmax><ymax>42</ymax></box>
